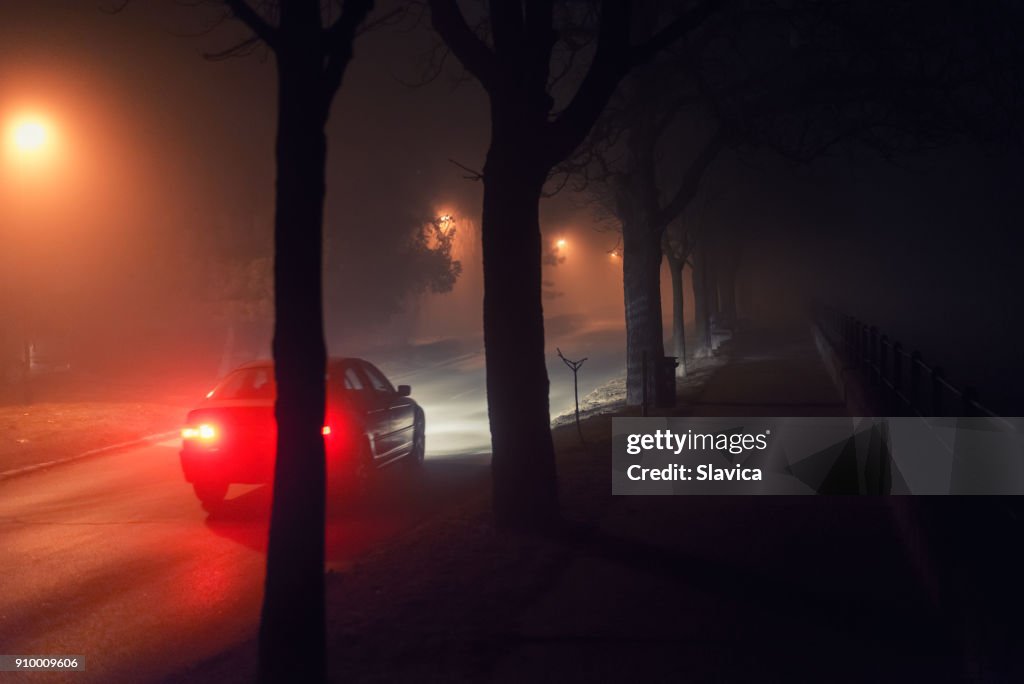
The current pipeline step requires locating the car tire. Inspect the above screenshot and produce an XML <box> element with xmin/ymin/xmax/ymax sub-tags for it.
<box><xmin>193</xmin><ymin>481</ymin><xmax>228</xmax><ymax>512</ymax></box>
<box><xmin>406</xmin><ymin>412</ymin><xmax>425</xmax><ymax>468</ymax></box>
<box><xmin>347</xmin><ymin>438</ymin><xmax>374</xmax><ymax>497</ymax></box>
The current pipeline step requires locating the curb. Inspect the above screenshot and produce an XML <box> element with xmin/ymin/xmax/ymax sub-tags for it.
<box><xmin>0</xmin><ymin>430</ymin><xmax>181</xmax><ymax>482</ymax></box>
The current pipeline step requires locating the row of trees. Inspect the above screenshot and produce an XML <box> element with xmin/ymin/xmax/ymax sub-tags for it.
<box><xmin>204</xmin><ymin>1</ymin><xmax>1023</xmax><ymax>681</ymax></box>
<box><xmin>570</xmin><ymin>0</ymin><xmax>1024</xmax><ymax>406</ymax></box>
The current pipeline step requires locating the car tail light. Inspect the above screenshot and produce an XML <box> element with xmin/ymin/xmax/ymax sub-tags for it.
<box><xmin>322</xmin><ymin>425</ymin><xmax>331</xmax><ymax>436</ymax></box>
<box><xmin>182</xmin><ymin>423</ymin><xmax>218</xmax><ymax>443</ymax></box>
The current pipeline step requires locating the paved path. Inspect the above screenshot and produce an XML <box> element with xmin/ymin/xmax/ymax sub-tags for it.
<box><xmin>685</xmin><ymin>324</ymin><xmax>847</xmax><ymax>416</ymax></box>
<box><xmin>491</xmin><ymin>324</ymin><xmax>1022</xmax><ymax>681</ymax></box>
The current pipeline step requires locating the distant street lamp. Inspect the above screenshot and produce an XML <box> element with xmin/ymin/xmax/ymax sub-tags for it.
<box><xmin>555</xmin><ymin>238</ymin><xmax>567</xmax><ymax>250</ymax></box>
<box><xmin>437</xmin><ymin>213</ymin><xmax>454</xmax><ymax>235</ymax></box>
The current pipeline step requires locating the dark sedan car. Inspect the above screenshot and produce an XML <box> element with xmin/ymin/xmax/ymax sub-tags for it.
<box><xmin>180</xmin><ymin>357</ymin><xmax>425</xmax><ymax>510</ymax></box>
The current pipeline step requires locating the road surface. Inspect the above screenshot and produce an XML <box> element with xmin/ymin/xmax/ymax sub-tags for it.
<box><xmin>0</xmin><ymin>439</ymin><xmax>488</xmax><ymax>683</ymax></box>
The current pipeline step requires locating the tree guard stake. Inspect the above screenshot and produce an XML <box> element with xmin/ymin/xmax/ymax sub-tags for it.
<box><xmin>557</xmin><ymin>348</ymin><xmax>587</xmax><ymax>444</ymax></box>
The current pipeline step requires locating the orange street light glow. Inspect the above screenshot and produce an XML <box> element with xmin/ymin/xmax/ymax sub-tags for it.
<box><xmin>556</xmin><ymin>238</ymin><xmax>567</xmax><ymax>249</ymax></box>
<box><xmin>12</xmin><ymin>120</ymin><xmax>47</xmax><ymax>151</ymax></box>
<box><xmin>5</xmin><ymin>114</ymin><xmax>59</xmax><ymax>170</ymax></box>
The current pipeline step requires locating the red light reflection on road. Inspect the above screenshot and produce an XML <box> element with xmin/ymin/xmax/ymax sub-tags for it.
<box><xmin>202</xmin><ymin>484</ymin><xmax>404</xmax><ymax>565</ymax></box>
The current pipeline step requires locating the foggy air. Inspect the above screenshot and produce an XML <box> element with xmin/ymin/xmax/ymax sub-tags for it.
<box><xmin>1</xmin><ymin>2</ymin><xmax>1023</xmax><ymax>682</ymax></box>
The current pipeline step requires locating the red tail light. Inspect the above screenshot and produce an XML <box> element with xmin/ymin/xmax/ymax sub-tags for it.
<box><xmin>322</xmin><ymin>425</ymin><xmax>331</xmax><ymax>436</ymax></box>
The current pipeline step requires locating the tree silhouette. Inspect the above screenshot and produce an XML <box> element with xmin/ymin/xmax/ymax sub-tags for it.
<box><xmin>572</xmin><ymin>0</ymin><xmax>1024</xmax><ymax>404</ymax></box>
<box><xmin>212</xmin><ymin>1</ymin><xmax>376</xmax><ymax>681</ymax></box>
<box><xmin>566</xmin><ymin>64</ymin><xmax>725</xmax><ymax>398</ymax></box>
<box><xmin>428</xmin><ymin>0</ymin><xmax>719</xmax><ymax>530</ymax></box>
<box><xmin>326</xmin><ymin>208</ymin><xmax>463</xmax><ymax>329</ymax></box>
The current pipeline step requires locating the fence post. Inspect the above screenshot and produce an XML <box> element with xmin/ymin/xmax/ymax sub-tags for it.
<box><xmin>870</xmin><ymin>326</ymin><xmax>879</xmax><ymax>386</ymax></box>
<box><xmin>844</xmin><ymin>315</ymin><xmax>853</xmax><ymax>359</ymax></box>
<box><xmin>858</xmin><ymin>320</ymin><xmax>866</xmax><ymax>372</ymax></box>
<box><xmin>851</xmin><ymin>320</ymin><xmax>859</xmax><ymax>368</ymax></box>
<box><xmin>962</xmin><ymin>386</ymin><xmax>978</xmax><ymax>417</ymax></box>
<box><xmin>910</xmin><ymin>351</ymin><xmax>922</xmax><ymax>415</ymax></box>
<box><xmin>932</xmin><ymin>366</ymin><xmax>945</xmax><ymax>416</ymax></box>
<box><xmin>880</xmin><ymin>335</ymin><xmax>890</xmax><ymax>411</ymax></box>
<box><xmin>892</xmin><ymin>343</ymin><xmax>903</xmax><ymax>415</ymax></box>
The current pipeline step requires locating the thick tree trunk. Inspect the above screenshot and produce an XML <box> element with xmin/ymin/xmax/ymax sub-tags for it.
<box><xmin>692</xmin><ymin>247</ymin><xmax>711</xmax><ymax>357</ymax></box>
<box><xmin>667</xmin><ymin>255</ymin><xmax>687</xmax><ymax>378</ymax></box>
<box><xmin>481</xmin><ymin>141</ymin><xmax>558</xmax><ymax>530</ymax></box>
<box><xmin>259</xmin><ymin>51</ymin><xmax>329</xmax><ymax>683</ymax></box>
<box><xmin>718</xmin><ymin>258</ymin><xmax>737</xmax><ymax>328</ymax></box>
<box><xmin>623</xmin><ymin>221</ymin><xmax>665</xmax><ymax>405</ymax></box>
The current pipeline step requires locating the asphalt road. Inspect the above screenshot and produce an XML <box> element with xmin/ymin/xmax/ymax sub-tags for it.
<box><xmin>0</xmin><ymin>439</ymin><xmax>489</xmax><ymax>683</ymax></box>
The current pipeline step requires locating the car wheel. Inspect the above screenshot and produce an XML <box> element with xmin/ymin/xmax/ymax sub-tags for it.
<box><xmin>193</xmin><ymin>481</ymin><xmax>228</xmax><ymax>512</ymax></box>
<box><xmin>407</xmin><ymin>412</ymin><xmax>425</xmax><ymax>468</ymax></box>
<box><xmin>349</xmin><ymin>438</ymin><xmax>374</xmax><ymax>495</ymax></box>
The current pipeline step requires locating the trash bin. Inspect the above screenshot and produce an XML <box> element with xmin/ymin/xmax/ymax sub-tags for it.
<box><xmin>654</xmin><ymin>356</ymin><xmax>678</xmax><ymax>408</ymax></box>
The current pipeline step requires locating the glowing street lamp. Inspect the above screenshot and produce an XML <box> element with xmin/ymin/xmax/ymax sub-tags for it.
<box><xmin>7</xmin><ymin>115</ymin><xmax>54</xmax><ymax>160</ymax></box>
<box><xmin>437</xmin><ymin>214</ymin><xmax>454</xmax><ymax>234</ymax></box>
<box><xmin>4</xmin><ymin>112</ymin><xmax>59</xmax><ymax>404</ymax></box>
<box><xmin>555</xmin><ymin>238</ymin><xmax>567</xmax><ymax>250</ymax></box>
<box><xmin>5</xmin><ymin>115</ymin><xmax>59</xmax><ymax>181</ymax></box>
<box><xmin>12</xmin><ymin>121</ymin><xmax>47</xmax><ymax>152</ymax></box>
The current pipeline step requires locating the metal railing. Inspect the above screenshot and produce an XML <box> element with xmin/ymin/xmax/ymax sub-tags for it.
<box><xmin>813</xmin><ymin>304</ymin><xmax>1009</xmax><ymax>423</ymax></box>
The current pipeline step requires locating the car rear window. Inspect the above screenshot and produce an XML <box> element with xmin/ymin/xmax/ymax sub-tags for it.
<box><xmin>362</xmin><ymin>363</ymin><xmax>395</xmax><ymax>393</ymax></box>
<box><xmin>213</xmin><ymin>367</ymin><xmax>276</xmax><ymax>400</ymax></box>
<box><xmin>342</xmin><ymin>367</ymin><xmax>365</xmax><ymax>390</ymax></box>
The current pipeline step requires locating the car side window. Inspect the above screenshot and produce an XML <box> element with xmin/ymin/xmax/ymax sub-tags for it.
<box><xmin>361</xmin><ymin>363</ymin><xmax>395</xmax><ymax>394</ymax></box>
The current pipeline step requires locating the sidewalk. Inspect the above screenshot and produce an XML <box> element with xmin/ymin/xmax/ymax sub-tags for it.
<box><xmin>491</xmin><ymin>325</ymin><xmax>959</xmax><ymax>681</ymax></box>
<box><xmin>0</xmin><ymin>370</ymin><xmax>201</xmax><ymax>476</ymax></box>
<box><xmin>178</xmin><ymin>324</ymin><xmax>1020</xmax><ymax>682</ymax></box>
<box><xmin>680</xmin><ymin>324</ymin><xmax>848</xmax><ymax>417</ymax></box>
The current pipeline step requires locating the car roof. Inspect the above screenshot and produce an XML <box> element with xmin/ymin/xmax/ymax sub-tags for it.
<box><xmin>232</xmin><ymin>357</ymin><xmax>367</xmax><ymax>371</ymax></box>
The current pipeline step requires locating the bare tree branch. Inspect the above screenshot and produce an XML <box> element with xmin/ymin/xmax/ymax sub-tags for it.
<box><xmin>204</xmin><ymin>32</ymin><xmax>264</xmax><ymax>60</ymax></box>
<box><xmin>224</xmin><ymin>0</ymin><xmax>280</xmax><ymax>49</ymax></box>
<box><xmin>428</xmin><ymin>0</ymin><xmax>500</xmax><ymax>89</ymax></box>
<box><xmin>655</xmin><ymin>127</ymin><xmax>727</xmax><ymax>228</ymax></box>
<box><xmin>629</xmin><ymin>0</ymin><xmax>721</xmax><ymax>67</ymax></box>
<box><xmin>322</xmin><ymin>0</ymin><xmax>376</xmax><ymax>110</ymax></box>
<box><xmin>448</xmin><ymin>157</ymin><xmax>484</xmax><ymax>181</ymax></box>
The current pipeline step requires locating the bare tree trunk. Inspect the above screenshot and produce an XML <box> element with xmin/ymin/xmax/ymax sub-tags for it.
<box><xmin>718</xmin><ymin>257</ymin><xmax>737</xmax><ymax>329</ymax></box>
<box><xmin>623</xmin><ymin>221</ymin><xmax>665</xmax><ymax>405</ymax></box>
<box><xmin>259</xmin><ymin>36</ymin><xmax>328</xmax><ymax>683</ymax></box>
<box><xmin>667</xmin><ymin>253</ymin><xmax>687</xmax><ymax>377</ymax></box>
<box><xmin>426</xmin><ymin>0</ymin><xmax>717</xmax><ymax>530</ymax></box>
<box><xmin>692</xmin><ymin>247</ymin><xmax>710</xmax><ymax>357</ymax></box>
<box><xmin>481</xmin><ymin>140</ymin><xmax>558</xmax><ymax>530</ymax></box>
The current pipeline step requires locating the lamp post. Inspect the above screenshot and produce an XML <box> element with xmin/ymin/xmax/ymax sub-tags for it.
<box><xmin>5</xmin><ymin>114</ymin><xmax>57</xmax><ymax>404</ymax></box>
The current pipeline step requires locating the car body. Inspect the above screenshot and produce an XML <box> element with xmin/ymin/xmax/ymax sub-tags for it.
<box><xmin>179</xmin><ymin>357</ymin><xmax>425</xmax><ymax>510</ymax></box>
